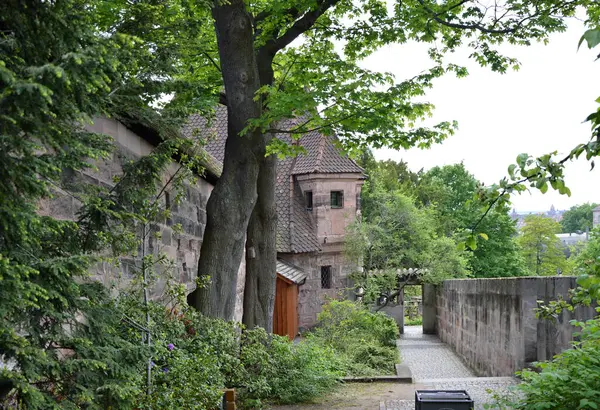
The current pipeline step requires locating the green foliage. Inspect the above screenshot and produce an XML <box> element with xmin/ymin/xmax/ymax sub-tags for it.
<box><xmin>576</xmin><ymin>227</ymin><xmax>600</xmax><ymax>277</ymax></box>
<box><xmin>312</xmin><ymin>300</ymin><xmax>400</xmax><ymax>376</ymax></box>
<box><xmin>517</xmin><ymin>215</ymin><xmax>572</xmax><ymax>276</ymax></box>
<box><xmin>352</xmin><ymin>156</ymin><xmax>524</xmax><ymax>281</ymax></box>
<box><xmin>469</xmin><ymin>211</ymin><xmax>527</xmax><ymax>278</ymax></box>
<box><xmin>215</xmin><ymin>0</ymin><xmax>600</xmax><ymax>166</ymax></box>
<box><xmin>346</xmin><ymin>187</ymin><xmax>470</xmax><ymax>283</ymax></box>
<box><xmin>494</xmin><ymin>330</ymin><xmax>600</xmax><ymax>410</ymax></box>
<box><xmin>229</xmin><ymin>327</ymin><xmax>344</xmax><ymax>407</ymax></box>
<box><xmin>492</xmin><ymin>218</ymin><xmax>600</xmax><ymax>410</ymax></box>
<box><xmin>560</xmin><ymin>203</ymin><xmax>599</xmax><ymax>233</ymax></box>
<box><xmin>418</xmin><ymin>163</ymin><xmax>480</xmax><ymax>235</ymax></box>
<box><xmin>419</xmin><ymin>164</ymin><xmax>526</xmax><ymax>277</ymax></box>
<box><xmin>404</xmin><ymin>317</ymin><xmax>423</xmax><ymax>326</ymax></box>
<box><xmin>0</xmin><ymin>1</ymin><xmax>216</xmax><ymax>406</ymax></box>
<box><xmin>141</xmin><ymin>342</ymin><xmax>224</xmax><ymax>410</ymax></box>
<box><xmin>0</xmin><ymin>128</ymin><xmax>204</xmax><ymax>408</ymax></box>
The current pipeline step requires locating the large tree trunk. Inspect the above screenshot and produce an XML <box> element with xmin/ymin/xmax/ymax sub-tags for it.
<box><xmin>242</xmin><ymin>151</ymin><xmax>278</xmax><ymax>331</ymax></box>
<box><xmin>188</xmin><ymin>2</ymin><xmax>264</xmax><ymax>320</ymax></box>
<box><xmin>241</xmin><ymin>49</ymin><xmax>279</xmax><ymax>330</ymax></box>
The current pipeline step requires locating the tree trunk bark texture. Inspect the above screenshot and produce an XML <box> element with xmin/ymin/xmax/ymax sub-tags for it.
<box><xmin>242</xmin><ymin>152</ymin><xmax>278</xmax><ymax>331</ymax></box>
<box><xmin>241</xmin><ymin>48</ymin><xmax>279</xmax><ymax>330</ymax></box>
<box><xmin>189</xmin><ymin>2</ymin><xmax>264</xmax><ymax>320</ymax></box>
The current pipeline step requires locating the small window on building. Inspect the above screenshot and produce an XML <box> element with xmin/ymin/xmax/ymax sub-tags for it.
<box><xmin>330</xmin><ymin>191</ymin><xmax>344</xmax><ymax>208</ymax></box>
<box><xmin>164</xmin><ymin>191</ymin><xmax>171</xmax><ymax>209</ymax></box>
<box><xmin>165</xmin><ymin>191</ymin><xmax>172</xmax><ymax>225</ymax></box>
<box><xmin>305</xmin><ymin>191</ymin><xmax>313</xmax><ymax>211</ymax></box>
<box><xmin>321</xmin><ymin>266</ymin><xmax>332</xmax><ymax>289</ymax></box>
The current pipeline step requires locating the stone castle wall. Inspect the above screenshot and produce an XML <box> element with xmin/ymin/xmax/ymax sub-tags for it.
<box><xmin>435</xmin><ymin>276</ymin><xmax>595</xmax><ymax>377</ymax></box>
<box><xmin>39</xmin><ymin>117</ymin><xmax>246</xmax><ymax>321</ymax></box>
<box><xmin>279</xmin><ymin>250</ymin><xmax>354</xmax><ymax>329</ymax></box>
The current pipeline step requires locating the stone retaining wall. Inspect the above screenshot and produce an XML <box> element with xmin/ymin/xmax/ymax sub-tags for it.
<box><xmin>435</xmin><ymin>276</ymin><xmax>595</xmax><ymax>377</ymax></box>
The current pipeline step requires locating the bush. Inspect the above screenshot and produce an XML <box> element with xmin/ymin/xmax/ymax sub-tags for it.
<box><xmin>141</xmin><ymin>342</ymin><xmax>224</xmax><ymax>410</ymax></box>
<box><xmin>231</xmin><ymin>328</ymin><xmax>344</xmax><ymax>407</ymax></box>
<box><xmin>121</xmin><ymin>300</ymin><xmax>344</xmax><ymax>409</ymax></box>
<box><xmin>404</xmin><ymin>316</ymin><xmax>423</xmax><ymax>326</ymax></box>
<box><xmin>311</xmin><ymin>300</ymin><xmax>400</xmax><ymax>376</ymax></box>
<box><xmin>1</xmin><ymin>290</ymin><xmax>397</xmax><ymax>409</ymax></box>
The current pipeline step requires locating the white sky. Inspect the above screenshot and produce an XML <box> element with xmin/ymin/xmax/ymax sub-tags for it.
<box><xmin>361</xmin><ymin>21</ymin><xmax>600</xmax><ymax>212</ymax></box>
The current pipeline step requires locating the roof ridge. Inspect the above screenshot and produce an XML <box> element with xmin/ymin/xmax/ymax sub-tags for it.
<box><xmin>288</xmin><ymin>153</ymin><xmax>300</xmax><ymax>252</ymax></box>
<box><xmin>314</xmin><ymin>131</ymin><xmax>327</xmax><ymax>172</ymax></box>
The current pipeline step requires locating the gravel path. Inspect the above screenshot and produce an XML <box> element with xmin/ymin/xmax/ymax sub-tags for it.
<box><xmin>382</xmin><ymin>326</ymin><xmax>518</xmax><ymax>410</ymax></box>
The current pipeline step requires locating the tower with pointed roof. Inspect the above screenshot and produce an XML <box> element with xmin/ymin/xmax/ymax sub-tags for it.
<box><xmin>184</xmin><ymin>106</ymin><xmax>366</xmax><ymax>330</ymax></box>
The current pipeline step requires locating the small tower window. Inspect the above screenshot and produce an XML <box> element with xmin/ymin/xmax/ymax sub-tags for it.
<box><xmin>321</xmin><ymin>266</ymin><xmax>332</xmax><ymax>289</ymax></box>
<box><xmin>305</xmin><ymin>191</ymin><xmax>313</xmax><ymax>211</ymax></box>
<box><xmin>330</xmin><ymin>191</ymin><xmax>344</xmax><ymax>208</ymax></box>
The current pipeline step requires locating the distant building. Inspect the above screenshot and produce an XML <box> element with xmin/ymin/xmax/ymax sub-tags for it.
<box><xmin>510</xmin><ymin>205</ymin><xmax>565</xmax><ymax>229</ymax></box>
<box><xmin>556</xmin><ymin>232</ymin><xmax>589</xmax><ymax>246</ymax></box>
<box><xmin>594</xmin><ymin>205</ymin><xmax>600</xmax><ymax>228</ymax></box>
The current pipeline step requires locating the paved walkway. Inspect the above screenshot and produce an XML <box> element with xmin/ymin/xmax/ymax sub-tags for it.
<box><xmin>382</xmin><ymin>326</ymin><xmax>517</xmax><ymax>410</ymax></box>
<box><xmin>273</xmin><ymin>326</ymin><xmax>518</xmax><ymax>410</ymax></box>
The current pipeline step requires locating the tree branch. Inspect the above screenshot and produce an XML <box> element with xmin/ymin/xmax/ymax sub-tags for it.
<box><xmin>417</xmin><ymin>0</ymin><xmax>578</xmax><ymax>35</ymax></box>
<box><xmin>266</xmin><ymin>98</ymin><xmax>382</xmax><ymax>135</ymax></box>
<box><xmin>470</xmin><ymin>149</ymin><xmax>575</xmax><ymax>233</ymax></box>
<box><xmin>261</xmin><ymin>0</ymin><xmax>341</xmax><ymax>56</ymax></box>
<box><xmin>203</xmin><ymin>51</ymin><xmax>221</xmax><ymax>72</ymax></box>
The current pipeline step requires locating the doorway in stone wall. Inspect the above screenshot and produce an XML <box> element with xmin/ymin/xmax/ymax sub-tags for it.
<box><xmin>403</xmin><ymin>285</ymin><xmax>422</xmax><ymax>327</ymax></box>
<box><xmin>372</xmin><ymin>269</ymin><xmax>437</xmax><ymax>336</ymax></box>
<box><xmin>397</xmin><ymin>281</ymin><xmax>436</xmax><ymax>336</ymax></box>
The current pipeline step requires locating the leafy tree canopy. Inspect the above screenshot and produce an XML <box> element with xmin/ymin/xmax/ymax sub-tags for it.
<box><xmin>356</xmin><ymin>155</ymin><xmax>526</xmax><ymax>278</ymax></box>
<box><xmin>0</xmin><ymin>0</ymin><xmax>210</xmax><ymax>406</ymax></box>
<box><xmin>345</xmin><ymin>188</ymin><xmax>470</xmax><ymax>284</ymax></box>
<box><xmin>517</xmin><ymin>215</ymin><xmax>572</xmax><ymax>276</ymax></box>
<box><xmin>560</xmin><ymin>202</ymin><xmax>599</xmax><ymax>233</ymax></box>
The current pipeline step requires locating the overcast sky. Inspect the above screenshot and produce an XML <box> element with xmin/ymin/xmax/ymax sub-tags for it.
<box><xmin>360</xmin><ymin>20</ymin><xmax>599</xmax><ymax>213</ymax></box>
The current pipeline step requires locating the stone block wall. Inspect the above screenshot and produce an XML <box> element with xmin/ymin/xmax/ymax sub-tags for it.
<box><xmin>280</xmin><ymin>250</ymin><xmax>353</xmax><ymax>329</ymax></box>
<box><xmin>296</xmin><ymin>173</ymin><xmax>363</xmax><ymax>247</ymax></box>
<box><xmin>435</xmin><ymin>277</ymin><xmax>595</xmax><ymax>377</ymax></box>
<box><xmin>38</xmin><ymin>117</ymin><xmax>246</xmax><ymax>321</ymax></box>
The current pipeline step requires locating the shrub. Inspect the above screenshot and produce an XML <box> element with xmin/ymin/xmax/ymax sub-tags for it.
<box><xmin>231</xmin><ymin>328</ymin><xmax>344</xmax><ymax>407</ymax></box>
<box><xmin>121</xmin><ymin>301</ymin><xmax>344</xmax><ymax>409</ymax></box>
<box><xmin>312</xmin><ymin>300</ymin><xmax>400</xmax><ymax>376</ymax></box>
<box><xmin>140</xmin><ymin>342</ymin><xmax>224</xmax><ymax>410</ymax></box>
<box><xmin>404</xmin><ymin>316</ymin><xmax>423</xmax><ymax>326</ymax></box>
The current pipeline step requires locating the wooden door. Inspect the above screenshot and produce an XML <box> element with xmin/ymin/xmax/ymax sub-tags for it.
<box><xmin>273</xmin><ymin>274</ymin><xmax>299</xmax><ymax>340</ymax></box>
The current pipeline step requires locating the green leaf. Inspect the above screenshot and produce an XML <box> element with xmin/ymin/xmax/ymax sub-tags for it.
<box><xmin>466</xmin><ymin>235</ymin><xmax>477</xmax><ymax>250</ymax></box>
<box><xmin>579</xmin><ymin>29</ymin><xmax>600</xmax><ymax>50</ymax></box>
<box><xmin>517</xmin><ymin>153</ymin><xmax>529</xmax><ymax>168</ymax></box>
<box><xmin>478</xmin><ymin>232</ymin><xmax>489</xmax><ymax>241</ymax></box>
